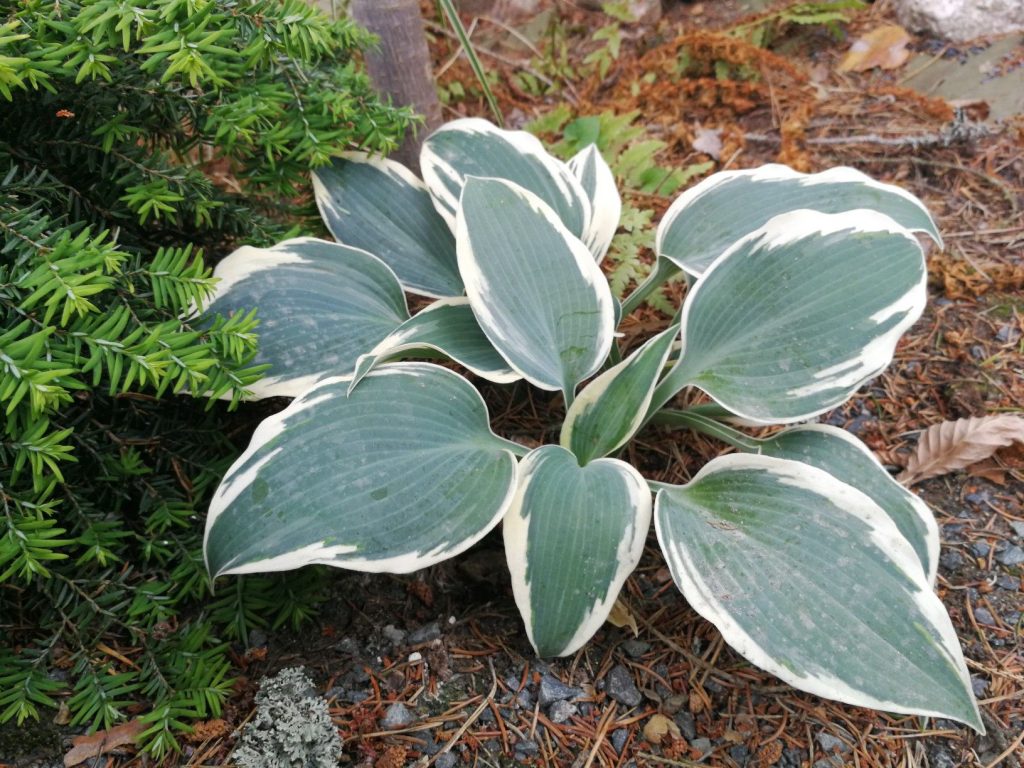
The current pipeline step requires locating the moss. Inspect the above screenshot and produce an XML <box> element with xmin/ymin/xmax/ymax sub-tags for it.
<box><xmin>0</xmin><ymin>716</ymin><xmax>61</xmax><ymax>761</ymax></box>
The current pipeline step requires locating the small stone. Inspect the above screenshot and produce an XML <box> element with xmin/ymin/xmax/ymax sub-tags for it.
<box><xmin>515</xmin><ymin>689</ymin><xmax>534</xmax><ymax>709</ymax></box>
<box><xmin>730</xmin><ymin>744</ymin><xmax>750</xmax><ymax>764</ymax></box>
<box><xmin>895</xmin><ymin>0</ymin><xmax>1024</xmax><ymax>41</ymax></box>
<box><xmin>381</xmin><ymin>702</ymin><xmax>415</xmax><ymax>729</ymax></box>
<box><xmin>548</xmin><ymin>700</ymin><xmax>577</xmax><ymax>724</ymax></box>
<box><xmin>997</xmin><ymin>545</ymin><xmax>1024</xmax><ymax>566</ymax></box>
<box><xmin>611</xmin><ymin>728</ymin><xmax>629</xmax><ymax>755</ymax></box>
<box><xmin>813</xmin><ymin>759</ymin><xmax>843</xmax><ymax>768</ymax></box>
<box><xmin>515</xmin><ymin>738</ymin><xmax>540</xmax><ymax>760</ymax></box>
<box><xmin>996</xmin><ymin>574</ymin><xmax>1019</xmax><ymax>590</ymax></box>
<box><xmin>971</xmin><ymin>676</ymin><xmax>989</xmax><ymax>696</ymax></box>
<box><xmin>674</xmin><ymin>711</ymin><xmax>697</xmax><ymax>741</ymax></box>
<box><xmin>605</xmin><ymin>665</ymin><xmax>642</xmax><ymax>707</ymax></box>
<box><xmin>972</xmin><ymin>541</ymin><xmax>990</xmax><ymax>557</ymax></box>
<box><xmin>248</xmin><ymin>628</ymin><xmax>268</xmax><ymax>648</ymax></box>
<box><xmin>381</xmin><ymin>624</ymin><xmax>406</xmax><ymax>645</ymax></box>
<box><xmin>926</xmin><ymin>743</ymin><xmax>957</xmax><ymax>768</ymax></box>
<box><xmin>781</xmin><ymin>748</ymin><xmax>806</xmax><ymax>768</ymax></box>
<box><xmin>817</xmin><ymin>733</ymin><xmax>850</xmax><ymax>754</ymax></box>
<box><xmin>409</xmin><ymin>622</ymin><xmax>441</xmax><ymax>644</ymax></box>
<box><xmin>940</xmin><ymin>551</ymin><xmax>964</xmax><ymax>570</ymax></box>
<box><xmin>974</xmin><ymin>607</ymin><xmax>995</xmax><ymax>625</ymax></box>
<box><xmin>690</xmin><ymin>737</ymin><xmax>713</xmax><ymax>756</ymax></box>
<box><xmin>622</xmin><ymin>639</ymin><xmax>650</xmax><ymax>658</ymax></box>
<box><xmin>662</xmin><ymin>694</ymin><xmax>686</xmax><ymax>715</ymax></box>
<box><xmin>434</xmin><ymin>753</ymin><xmax>457</xmax><ymax>768</ymax></box>
<box><xmin>1009</xmin><ymin>521</ymin><xmax>1024</xmax><ymax>539</ymax></box>
<box><xmin>538</xmin><ymin>674</ymin><xmax>582</xmax><ymax>706</ymax></box>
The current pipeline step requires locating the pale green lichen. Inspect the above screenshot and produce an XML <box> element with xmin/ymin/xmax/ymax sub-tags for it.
<box><xmin>232</xmin><ymin>667</ymin><xmax>342</xmax><ymax>768</ymax></box>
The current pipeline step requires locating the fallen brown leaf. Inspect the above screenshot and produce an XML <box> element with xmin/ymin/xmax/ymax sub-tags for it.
<box><xmin>643</xmin><ymin>713</ymin><xmax>682</xmax><ymax>745</ymax></box>
<box><xmin>606</xmin><ymin>597</ymin><xmax>639</xmax><ymax>636</ymax></box>
<box><xmin>899</xmin><ymin>414</ymin><xmax>1024</xmax><ymax>485</ymax></box>
<box><xmin>692</xmin><ymin>124</ymin><xmax>723</xmax><ymax>160</ymax></box>
<box><xmin>838</xmin><ymin>25</ymin><xmax>911</xmax><ymax>72</ymax></box>
<box><xmin>64</xmin><ymin>719</ymin><xmax>144</xmax><ymax>767</ymax></box>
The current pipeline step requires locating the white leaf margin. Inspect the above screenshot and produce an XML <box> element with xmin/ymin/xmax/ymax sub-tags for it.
<box><xmin>655</xmin><ymin>452</ymin><xmax>980</xmax><ymax>728</ymax></box>
<box><xmin>675</xmin><ymin>208</ymin><xmax>927</xmax><ymax>425</ymax></box>
<box><xmin>568</xmin><ymin>144</ymin><xmax>622</xmax><ymax>263</ymax></box>
<box><xmin>504</xmin><ymin>446</ymin><xmax>652</xmax><ymax>657</ymax></box>
<box><xmin>655</xmin><ymin>164</ymin><xmax>942</xmax><ymax>278</ymax></box>
<box><xmin>204</xmin><ymin>363</ymin><xmax>519</xmax><ymax>576</ymax></box>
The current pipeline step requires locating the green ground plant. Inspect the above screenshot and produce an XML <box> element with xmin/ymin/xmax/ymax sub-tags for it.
<box><xmin>0</xmin><ymin>0</ymin><xmax>409</xmax><ymax>756</ymax></box>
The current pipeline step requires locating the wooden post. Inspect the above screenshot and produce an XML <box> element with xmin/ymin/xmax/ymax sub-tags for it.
<box><xmin>350</xmin><ymin>0</ymin><xmax>443</xmax><ymax>172</ymax></box>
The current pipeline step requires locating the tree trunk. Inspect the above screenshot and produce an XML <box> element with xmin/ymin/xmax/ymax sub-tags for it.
<box><xmin>350</xmin><ymin>0</ymin><xmax>443</xmax><ymax>172</ymax></box>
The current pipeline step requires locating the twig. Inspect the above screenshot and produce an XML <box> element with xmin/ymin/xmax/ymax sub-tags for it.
<box><xmin>415</xmin><ymin>659</ymin><xmax>498</xmax><ymax>767</ymax></box>
<box><xmin>744</xmin><ymin>124</ymin><xmax>991</xmax><ymax>149</ymax></box>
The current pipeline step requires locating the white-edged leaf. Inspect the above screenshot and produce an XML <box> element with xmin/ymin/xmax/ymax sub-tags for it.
<box><xmin>203</xmin><ymin>237</ymin><xmax>409</xmax><ymax>399</ymax></box>
<box><xmin>568</xmin><ymin>144</ymin><xmax>622</xmax><ymax>262</ymax></box>
<box><xmin>421</xmin><ymin>117</ymin><xmax>592</xmax><ymax>239</ymax></box>
<box><xmin>756</xmin><ymin>424</ymin><xmax>939</xmax><ymax>585</ymax></box>
<box><xmin>655</xmin><ymin>453</ymin><xmax>982</xmax><ymax>732</ymax></box>
<box><xmin>661</xmin><ymin>209</ymin><xmax>926</xmax><ymax>424</ymax></box>
<box><xmin>204</xmin><ymin>363</ymin><xmax>519</xmax><ymax>577</ymax></box>
<box><xmin>456</xmin><ymin>176</ymin><xmax>615</xmax><ymax>400</ymax></box>
<box><xmin>312</xmin><ymin>153</ymin><xmax>463</xmax><ymax>298</ymax></box>
<box><xmin>562</xmin><ymin>325</ymin><xmax>677</xmax><ymax>464</ymax></box>
<box><xmin>657</xmin><ymin>165</ymin><xmax>941</xmax><ymax>278</ymax></box>
<box><xmin>504</xmin><ymin>445</ymin><xmax>651</xmax><ymax>658</ymax></box>
<box><xmin>348</xmin><ymin>298</ymin><xmax>520</xmax><ymax>393</ymax></box>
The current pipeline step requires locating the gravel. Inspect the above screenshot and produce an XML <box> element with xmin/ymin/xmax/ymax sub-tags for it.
<box><xmin>611</xmin><ymin>728</ymin><xmax>629</xmax><ymax>754</ymax></box>
<box><xmin>996</xmin><ymin>545</ymin><xmax>1024</xmax><ymax>566</ymax></box>
<box><xmin>817</xmin><ymin>732</ymin><xmax>851</xmax><ymax>753</ymax></box>
<box><xmin>381</xmin><ymin>702</ymin><xmax>415</xmax><ymax>729</ymax></box>
<box><xmin>538</xmin><ymin>674</ymin><xmax>582</xmax><ymax>706</ymax></box>
<box><xmin>548</xmin><ymin>700</ymin><xmax>577</xmax><ymax>724</ymax></box>
<box><xmin>604</xmin><ymin>664</ymin><xmax>642</xmax><ymax>707</ymax></box>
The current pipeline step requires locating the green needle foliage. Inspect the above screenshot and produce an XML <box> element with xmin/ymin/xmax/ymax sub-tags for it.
<box><xmin>0</xmin><ymin>0</ymin><xmax>410</xmax><ymax>757</ymax></box>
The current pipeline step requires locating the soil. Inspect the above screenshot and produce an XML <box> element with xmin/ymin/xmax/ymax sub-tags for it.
<box><xmin>9</xmin><ymin>1</ymin><xmax>1022</xmax><ymax>766</ymax></box>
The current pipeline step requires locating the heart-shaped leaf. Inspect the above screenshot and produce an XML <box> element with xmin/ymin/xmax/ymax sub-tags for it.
<box><xmin>657</xmin><ymin>165</ymin><xmax>941</xmax><ymax>278</ymax></box>
<box><xmin>204</xmin><ymin>363</ymin><xmax>519</xmax><ymax>577</ymax></box>
<box><xmin>313</xmin><ymin>153</ymin><xmax>463</xmax><ymax>298</ymax></box>
<box><xmin>203</xmin><ymin>238</ymin><xmax>409</xmax><ymax>398</ymax></box>
<box><xmin>504</xmin><ymin>445</ymin><xmax>651</xmax><ymax>657</ymax></box>
<box><xmin>656</xmin><ymin>454</ymin><xmax>982</xmax><ymax>731</ymax></box>
<box><xmin>655</xmin><ymin>209</ymin><xmax>927</xmax><ymax>423</ymax></box>
<box><xmin>456</xmin><ymin>177</ymin><xmax>615</xmax><ymax>401</ymax></box>
<box><xmin>421</xmin><ymin>117</ymin><xmax>591</xmax><ymax>239</ymax></box>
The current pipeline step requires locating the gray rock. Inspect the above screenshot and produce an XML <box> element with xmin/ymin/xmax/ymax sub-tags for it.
<box><xmin>997</xmin><ymin>545</ymin><xmax>1024</xmax><ymax>566</ymax></box>
<box><xmin>605</xmin><ymin>664</ymin><xmax>642</xmax><ymax>707</ymax></box>
<box><xmin>972</xmin><ymin>541</ymin><xmax>991</xmax><ymax>558</ymax></box>
<box><xmin>1009</xmin><ymin>521</ymin><xmax>1024</xmax><ymax>539</ymax></box>
<box><xmin>381</xmin><ymin>702</ymin><xmax>415</xmax><ymax>729</ymax></box>
<box><xmin>813</xmin><ymin>759</ymin><xmax>843</xmax><ymax>768</ymax></box>
<box><xmin>248</xmin><ymin>628</ymin><xmax>268</xmax><ymax>648</ymax></box>
<box><xmin>926</xmin><ymin>743</ymin><xmax>957</xmax><ymax>768</ymax></box>
<box><xmin>971</xmin><ymin>675</ymin><xmax>989</xmax><ymax>696</ymax></box>
<box><xmin>548</xmin><ymin>699</ymin><xmax>577</xmax><ymax>724</ymax></box>
<box><xmin>690</xmin><ymin>737</ymin><xmax>713</xmax><ymax>756</ymax></box>
<box><xmin>382</xmin><ymin>624</ymin><xmax>406</xmax><ymax>645</ymax></box>
<box><xmin>895</xmin><ymin>0</ymin><xmax>1024</xmax><ymax>41</ymax></box>
<box><xmin>622</xmin><ymin>639</ymin><xmax>651</xmax><ymax>658</ymax></box>
<box><xmin>996</xmin><ymin>574</ymin><xmax>1019</xmax><ymax>590</ymax></box>
<box><xmin>516</xmin><ymin>689</ymin><xmax>534</xmax><ymax>709</ymax></box>
<box><xmin>611</xmin><ymin>728</ymin><xmax>629</xmax><ymax>755</ymax></box>
<box><xmin>730</xmin><ymin>744</ymin><xmax>750</xmax><ymax>764</ymax></box>
<box><xmin>974</xmin><ymin>607</ymin><xmax>995</xmax><ymax>625</ymax></box>
<box><xmin>674</xmin><ymin>711</ymin><xmax>697</xmax><ymax>741</ymax></box>
<box><xmin>817</xmin><ymin>732</ymin><xmax>851</xmax><ymax>753</ymax></box>
<box><xmin>232</xmin><ymin>667</ymin><xmax>342</xmax><ymax>768</ymax></box>
<box><xmin>515</xmin><ymin>738</ymin><xmax>540</xmax><ymax>760</ymax></box>
<box><xmin>538</xmin><ymin>674</ymin><xmax>582</xmax><ymax>706</ymax></box>
<box><xmin>435</xmin><ymin>753</ymin><xmax>457</xmax><ymax>768</ymax></box>
<box><xmin>940</xmin><ymin>551</ymin><xmax>964</xmax><ymax>570</ymax></box>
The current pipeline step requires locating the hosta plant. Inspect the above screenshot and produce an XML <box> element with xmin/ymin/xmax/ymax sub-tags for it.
<box><xmin>202</xmin><ymin>118</ymin><xmax>983</xmax><ymax>730</ymax></box>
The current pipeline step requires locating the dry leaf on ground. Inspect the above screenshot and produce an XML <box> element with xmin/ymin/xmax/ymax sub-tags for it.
<box><xmin>606</xmin><ymin>597</ymin><xmax>639</xmax><ymax>636</ymax></box>
<box><xmin>898</xmin><ymin>414</ymin><xmax>1024</xmax><ymax>485</ymax></box>
<box><xmin>692</xmin><ymin>124</ymin><xmax>723</xmax><ymax>159</ymax></box>
<box><xmin>64</xmin><ymin>719</ymin><xmax>144</xmax><ymax>767</ymax></box>
<box><xmin>838</xmin><ymin>25</ymin><xmax>911</xmax><ymax>72</ymax></box>
<box><xmin>643</xmin><ymin>713</ymin><xmax>682</xmax><ymax>745</ymax></box>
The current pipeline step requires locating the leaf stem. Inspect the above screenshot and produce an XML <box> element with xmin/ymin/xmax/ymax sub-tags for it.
<box><xmin>650</xmin><ymin>409</ymin><xmax>762</xmax><ymax>452</ymax></box>
<box><xmin>620</xmin><ymin>257</ymin><xmax>680</xmax><ymax>317</ymax></box>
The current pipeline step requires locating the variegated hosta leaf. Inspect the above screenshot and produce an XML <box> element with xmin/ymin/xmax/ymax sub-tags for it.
<box><xmin>661</xmin><ymin>210</ymin><xmax>926</xmax><ymax>423</ymax></box>
<box><xmin>756</xmin><ymin>424</ymin><xmax>939</xmax><ymax>585</ymax></box>
<box><xmin>204</xmin><ymin>238</ymin><xmax>409</xmax><ymax>399</ymax></box>
<box><xmin>204</xmin><ymin>363</ymin><xmax>518</xmax><ymax>577</ymax></box>
<box><xmin>656</xmin><ymin>165</ymin><xmax>942</xmax><ymax>278</ymax></box>
<box><xmin>456</xmin><ymin>177</ymin><xmax>615</xmax><ymax>401</ymax></box>
<box><xmin>562</xmin><ymin>325</ymin><xmax>677</xmax><ymax>464</ymax></box>
<box><xmin>568</xmin><ymin>144</ymin><xmax>622</xmax><ymax>262</ymax></box>
<box><xmin>421</xmin><ymin>118</ymin><xmax>591</xmax><ymax>239</ymax></box>
<box><xmin>312</xmin><ymin>153</ymin><xmax>463</xmax><ymax>298</ymax></box>
<box><xmin>655</xmin><ymin>454</ymin><xmax>983</xmax><ymax>731</ymax></box>
<box><xmin>348</xmin><ymin>298</ymin><xmax>520</xmax><ymax>393</ymax></box>
<box><xmin>504</xmin><ymin>446</ymin><xmax>651</xmax><ymax>658</ymax></box>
